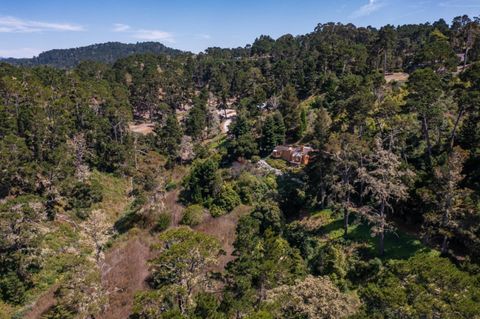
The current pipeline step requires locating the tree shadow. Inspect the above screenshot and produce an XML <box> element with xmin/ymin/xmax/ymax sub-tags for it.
<box><xmin>347</xmin><ymin>224</ymin><xmax>427</xmax><ymax>260</ymax></box>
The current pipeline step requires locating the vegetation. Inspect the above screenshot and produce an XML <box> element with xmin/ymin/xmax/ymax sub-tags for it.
<box><xmin>1</xmin><ymin>14</ymin><xmax>480</xmax><ymax>319</ymax></box>
<box><xmin>3</xmin><ymin>41</ymin><xmax>183</xmax><ymax>68</ymax></box>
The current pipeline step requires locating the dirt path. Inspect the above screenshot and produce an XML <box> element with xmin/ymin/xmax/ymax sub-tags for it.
<box><xmin>22</xmin><ymin>284</ymin><xmax>58</xmax><ymax>319</ymax></box>
<box><xmin>98</xmin><ymin>235</ymin><xmax>154</xmax><ymax>319</ymax></box>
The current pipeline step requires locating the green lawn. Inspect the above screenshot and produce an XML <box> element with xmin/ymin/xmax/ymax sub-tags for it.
<box><xmin>311</xmin><ymin>209</ymin><xmax>429</xmax><ymax>260</ymax></box>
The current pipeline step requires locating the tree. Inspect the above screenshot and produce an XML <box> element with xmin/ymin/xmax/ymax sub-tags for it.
<box><xmin>69</xmin><ymin>133</ymin><xmax>90</xmax><ymax>182</ymax></box>
<box><xmin>226</xmin><ymin>227</ymin><xmax>306</xmax><ymax>304</ymax></box>
<box><xmin>357</xmin><ymin>138</ymin><xmax>414</xmax><ymax>255</ymax></box>
<box><xmin>272</xmin><ymin>112</ymin><xmax>286</xmax><ymax>145</ymax></box>
<box><xmin>376</xmin><ymin>25</ymin><xmax>396</xmax><ymax>74</ymax></box>
<box><xmin>186</xmin><ymin>97</ymin><xmax>208</xmax><ymax>140</ymax></box>
<box><xmin>361</xmin><ymin>253</ymin><xmax>480</xmax><ymax>318</ymax></box>
<box><xmin>182</xmin><ymin>158</ymin><xmax>221</xmax><ymax>205</ymax></box>
<box><xmin>150</xmin><ymin>227</ymin><xmax>222</xmax><ymax>313</ymax></box>
<box><xmin>416</xmin><ymin>29</ymin><xmax>458</xmax><ymax>72</ymax></box>
<box><xmin>45</xmin><ymin>261</ymin><xmax>107</xmax><ymax>319</ymax></box>
<box><xmin>425</xmin><ymin>147</ymin><xmax>472</xmax><ymax>254</ymax></box>
<box><xmin>453</xmin><ymin>62</ymin><xmax>480</xmax><ymax>148</ymax></box>
<box><xmin>154</xmin><ymin>113</ymin><xmax>183</xmax><ymax>164</ymax></box>
<box><xmin>325</xmin><ymin>133</ymin><xmax>364</xmax><ymax>238</ymax></box>
<box><xmin>266</xmin><ymin>275</ymin><xmax>361</xmax><ymax>319</ymax></box>
<box><xmin>260</xmin><ymin>113</ymin><xmax>286</xmax><ymax>156</ymax></box>
<box><xmin>227</xmin><ymin>113</ymin><xmax>258</xmax><ymax>160</ymax></box>
<box><xmin>312</xmin><ymin>108</ymin><xmax>331</xmax><ymax>148</ymax></box>
<box><xmin>407</xmin><ymin>68</ymin><xmax>443</xmax><ymax>163</ymax></box>
<box><xmin>260</xmin><ymin>115</ymin><xmax>277</xmax><ymax>156</ymax></box>
<box><xmin>0</xmin><ymin>135</ymin><xmax>36</xmax><ymax>197</ymax></box>
<box><xmin>81</xmin><ymin>209</ymin><xmax>112</xmax><ymax>264</ymax></box>
<box><xmin>0</xmin><ymin>196</ymin><xmax>44</xmax><ymax>304</ymax></box>
<box><xmin>279</xmin><ymin>84</ymin><xmax>301</xmax><ymax>139</ymax></box>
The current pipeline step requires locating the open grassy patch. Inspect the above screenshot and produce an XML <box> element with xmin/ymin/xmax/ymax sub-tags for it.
<box><xmin>311</xmin><ymin>209</ymin><xmax>428</xmax><ymax>260</ymax></box>
<box><xmin>90</xmin><ymin>170</ymin><xmax>131</xmax><ymax>222</ymax></box>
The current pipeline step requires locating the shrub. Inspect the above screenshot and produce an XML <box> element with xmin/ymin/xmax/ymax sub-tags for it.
<box><xmin>182</xmin><ymin>159</ymin><xmax>221</xmax><ymax>205</ymax></box>
<box><xmin>251</xmin><ymin>155</ymin><xmax>261</xmax><ymax>163</ymax></box>
<box><xmin>235</xmin><ymin>172</ymin><xmax>268</xmax><ymax>205</ymax></box>
<box><xmin>0</xmin><ymin>271</ymin><xmax>26</xmax><ymax>305</ymax></box>
<box><xmin>213</xmin><ymin>184</ymin><xmax>241</xmax><ymax>213</ymax></box>
<box><xmin>155</xmin><ymin>212</ymin><xmax>172</xmax><ymax>232</ymax></box>
<box><xmin>66</xmin><ymin>181</ymin><xmax>103</xmax><ymax>219</ymax></box>
<box><xmin>165</xmin><ymin>180</ymin><xmax>177</xmax><ymax>192</ymax></box>
<box><xmin>181</xmin><ymin>205</ymin><xmax>204</xmax><ymax>226</ymax></box>
<box><xmin>210</xmin><ymin>205</ymin><xmax>226</xmax><ymax>218</ymax></box>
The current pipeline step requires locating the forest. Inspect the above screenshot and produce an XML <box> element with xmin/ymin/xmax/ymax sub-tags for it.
<box><xmin>1</xmin><ymin>14</ymin><xmax>480</xmax><ymax>319</ymax></box>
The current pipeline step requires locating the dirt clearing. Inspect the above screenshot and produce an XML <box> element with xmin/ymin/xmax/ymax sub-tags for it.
<box><xmin>194</xmin><ymin>205</ymin><xmax>251</xmax><ymax>270</ymax></box>
<box><xmin>98</xmin><ymin>234</ymin><xmax>154</xmax><ymax>319</ymax></box>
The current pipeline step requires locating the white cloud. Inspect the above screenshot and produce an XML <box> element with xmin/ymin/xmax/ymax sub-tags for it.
<box><xmin>0</xmin><ymin>16</ymin><xmax>84</xmax><ymax>33</ymax></box>
<box><xmin>113</xmin><ymin>23</ymin><xmax>131</xmax><ymax>32</ymax></box>
<box><xmin>0</xmin><ymin>47</ymin><xmax>43</xmax><ymax>58</ymax></box>
<box><xmin>351</xmin><ymin>0</ymin><xmax>385</xmax><ymax>18</ymax></box>
<box><xmin>133</xmin><ymin>29</ymin><xmax>175</xmax><ymax>42</ymax></box>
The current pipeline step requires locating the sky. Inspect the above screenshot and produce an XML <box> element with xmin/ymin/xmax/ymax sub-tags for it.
<box><xmin>0</xmin><ymin>0</ymin><xmax>479</xmax><ymax>58</ymax></box>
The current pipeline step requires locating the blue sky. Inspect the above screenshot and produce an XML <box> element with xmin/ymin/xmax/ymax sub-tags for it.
<box><xmin>0</xmin><ymin>0</ymin><xmax>479</xmax><ymax>58</ymax></box>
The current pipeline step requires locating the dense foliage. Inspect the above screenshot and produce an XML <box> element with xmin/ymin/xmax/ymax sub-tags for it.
<box><xmin>1</xmin><ymin>14</ymin><xmax>480</xmax><ymax>319</ymax></box>
<box><xmin>2</xmin><ymin>42</ymin><xmax>183</xmax><ymax>68</ymax></box>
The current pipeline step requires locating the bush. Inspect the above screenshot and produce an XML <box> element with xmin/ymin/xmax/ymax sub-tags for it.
<box><xmin>0</xmin><ymin>301</ymin><xmax>14</xmax><ymax>319</ymax></box>
<box><xmin>181</xmin><ymin>205</ymin><xmax>204</xmax><ymax>226</ymax></box>
<box><xmin>210</xmin><ymin>205</ymin><xmax>226</xmax><ymax>218</ymax></box>
<box><xmin>235</xmin><ymin>172</ymin><xmax>268</xmax><ymax>205</ymax></box>
<box><xmin>66</xmin><ymin>181</ymin><xmax>103</xmax><ymax>219</ymax></box>
<box><xmin>213</xmin><ymin>183</ymin><xmax>241</xmax><ymax>213</ymax></box>
<box><xmin>155</xmin><ymin>212</ymin><xmax>172</xmax><ymax>232</ymax></box>
<box><xmin>0</xmin><ymin>271</ymin><xmax>26</xmax><ymax>305</ymax></box>
<box><xmin>165</xmin><ymin>180</ymin><xmax>177</xmax><ymax>192</ymax></box>
<box><xmin>182</xmin><ymin>159</ymin><xmax>221</xmax><ymax>205</ymax></box>
<box><xmin>251</xmin><ymin>155</ymin><xmax>261</xmax><ymax>163</ymax></box>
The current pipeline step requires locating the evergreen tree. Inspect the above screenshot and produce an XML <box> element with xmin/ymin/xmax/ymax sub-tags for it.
<box><xmin>227</xmin><ymin>113</ymin><xmax>258</xmax><ymax>160</ymax></box>
<box><xmin>279</xmin><ymin>84</ymin><xmax>301</xmax><ymax>139</ymax></box>
<box><xmin>154</xmin><ymin>113</ymin><xmax>183</xmax><ymax>165</ymax></box>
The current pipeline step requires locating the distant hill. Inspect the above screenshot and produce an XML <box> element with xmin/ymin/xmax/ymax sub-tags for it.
<box><xmin>2</xmin><ymin>42</ymin><xmax>185</xmax><ymax>68</ymax></box>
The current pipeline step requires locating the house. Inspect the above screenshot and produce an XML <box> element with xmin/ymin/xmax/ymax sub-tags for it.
<box><xmin>271</xmin><ymin>145</ymin><xmax>313</xmax><ymax>165</ymax></box>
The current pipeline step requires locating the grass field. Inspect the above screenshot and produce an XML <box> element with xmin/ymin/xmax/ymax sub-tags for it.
<box><xmin>311</xmin><ymin>209</ymin><xmax>429</xmax><ymax>260</ymax></box>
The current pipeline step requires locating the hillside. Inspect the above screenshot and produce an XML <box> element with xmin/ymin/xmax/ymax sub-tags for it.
<box><xmin>1</xmin><ymin>13</ymin><xmax>480</xmax><ymax>319</ymax></box>
<box><xmin>1</xmin><ymin>41</ymin><xmax>185</xmax><ymax>68</ymax></box>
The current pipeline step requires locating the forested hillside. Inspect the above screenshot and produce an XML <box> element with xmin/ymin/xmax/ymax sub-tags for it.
<box><xmin>1</xmin><ymin>15</ymin><xmax>480</xmax><ymax>319</ymax></box>
<box><xmin>1</xmin><ymin>42</ymin><xmax>184</xmax><ymax>68</ymax></box>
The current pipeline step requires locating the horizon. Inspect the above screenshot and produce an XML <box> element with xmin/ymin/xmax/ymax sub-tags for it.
<box><xmin>1</xmin><ymin>0</ymin><xmax>480</xmax><ymax>58</ymax></box>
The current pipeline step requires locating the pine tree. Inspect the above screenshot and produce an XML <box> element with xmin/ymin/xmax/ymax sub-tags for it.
<box><xmin>260</xmin><ymin>115</ymin><xmax>277</xmax><ymax>156</ymax></box>
<box><xmin>357</xmin><ymin>138</ymin><xmax>414</xmax><ymax>255</ymax></box>
<box><xmin>154</xmin><ymin>113</ymin><xmax>182</xmax><ymax>165</ymax></box>
<box><xmin>279</xmin><ymin>84</ymin><xmax>301</xmax><ymax>139</ymax></box>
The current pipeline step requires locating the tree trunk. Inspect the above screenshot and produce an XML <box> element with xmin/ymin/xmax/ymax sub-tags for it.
<box><xmin>441</xmin><ymin>235</ymin><xmax>448</xmax><ymax>255</ymax></box>
<box><xmin>379</xmin><ymin>200</ymin><xmax>386</xmax><ymax>256</ymax></box>
<box><xmin>384</xmin><ymin>49</ymin><xmax>388</xmax><ymax>75</ymax></box>
<box><xmin>450</xmin><ymin>106</ymin><xmax>464</xmax><ymax>149</ymax></box>
<box><xmin>441</xmin><ymin>205</ymin><xmax>450</xmax><ymax>255</ymax></box>
<box><xmin>464</xmin><ymin>47</ymin><xmax>469</xmax><ymax>68</ymax></box>
<box><xmin>343</xmin><ymin>208</ymin><xmax>349</xmax><ymax>239</ymax></box>
<box><xmin>344</xmin><ymin>192</ymin><xmax>350</xmax><ymax>238</ymax></box>
<box><xmin>422</xmin><ymin>115</ymin><xmax>432</xmax><ymax>163</ymax></box>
